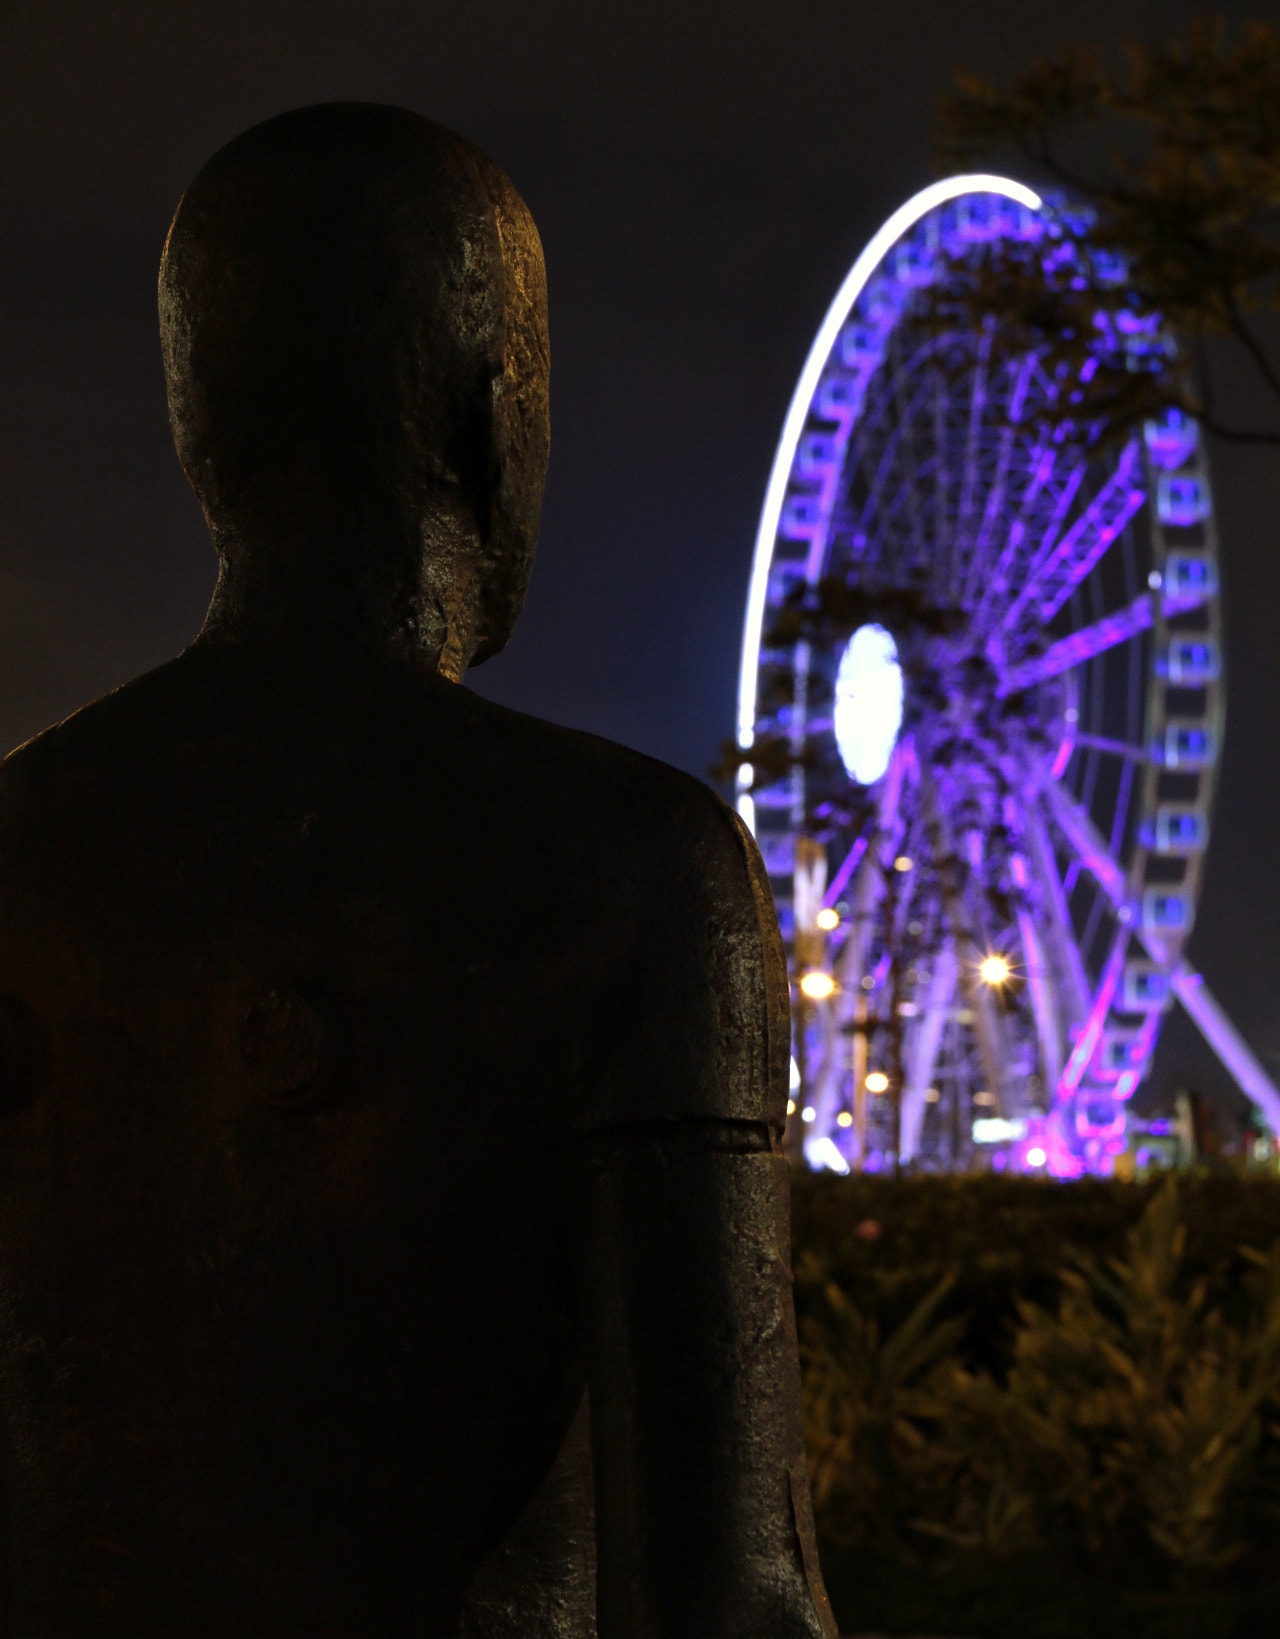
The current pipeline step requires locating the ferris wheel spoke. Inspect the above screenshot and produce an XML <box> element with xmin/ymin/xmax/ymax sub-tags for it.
<box><xmin>899</xmin><ymin>943</ymin><xmax>957</xmax><ymax>1162</ymax></box>
<box><xmin>1041</xmin><ymin>777</ymin><xmax>1129</xmax><ymax>911</ymax></box>
<box><xmin>1000</xmin><ymin>592</ymin><xmax>1155</xmax><ymax>695</ymax></box>
<box><xmin>952</xmin><ymin>327</ymin><xmax>992</xmax><ymax>601</ymax></box>
<box><xmin>960</xmin><ymin>356</ymin><xmax>1037</xmax><ymax>609</ymax></box>
<box><xmin>1019</xmin><ymin>789</ymin><xmax>1094</xmax><ymax>1028</ymax></box>
<box><xmin>851</xmin><ymin>370</ymin><xmax>937</xmax><ymax>562</ymax></box>
<box><xmin>1043</xmin><ymin>777</ymin><xmax>1186</xmax><ymax>971</ymax></box>
<box><xmin>1016</xmin><ymin>894</ymin><xmax>1065</xmax><ymax>1092</ymax></box>
<box><xmin>1034</xmin><ymin>802</ymin><xmax>1280</xmax><ymax>1120</ymax></box>
<box><xmin>822</xmin><ymin>833</ymin><xmax>870</xmax><ymax>910</ymax></box>
<box><xmin>1055</xmin><ymin>923</ymin><xmax>1130</xmax><ymax>1102</ymax></box>
<box><xmin>976</xmin><ymin>453</ymin><xmax>1087</xmax><ymax>636</ymax></box>
<box><xmin>1170</xmin><ymin>970</ymin><xmax>1280</xmax><ymax>1132</ymax></box>
<box><xmin>887</xmin><ymin>336</ymin><xmax>933</xmax><ymax>573</ymax></box>
<box><xmin>834</xmin><ymin>833</ymin><xmax>884</xmax><ymax>1002</ymax></box>
<box><xmin>1002</xmin><ymin>440</ymin><xmax>1145</xmax><ymax>635</ymax></box>
<box><xmin>828</xmin><ymin>748</ymin><xmax>909</xmax><ymax>996</ymax></box>
<box><xmin>1069</xmin><ymin>732</ymin><xmax>1149</xmax><ymax>763</ymax></box>
<box><xmin>930</xmin><ymin>359</ymin><xmax>953</xmax><ymax>603</ymax></box>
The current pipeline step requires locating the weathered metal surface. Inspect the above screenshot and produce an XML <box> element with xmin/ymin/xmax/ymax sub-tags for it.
<box><xmin>0</xmin><ymin>105</ymin><xmax>834</xmax><ymax>1639</ymax></box>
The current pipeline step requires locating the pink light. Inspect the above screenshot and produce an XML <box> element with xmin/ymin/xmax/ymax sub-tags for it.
<box><xmin>1055</xmin><ymin>929</ymin><xmax>1128</xmax><ymax>1101</ymax></box>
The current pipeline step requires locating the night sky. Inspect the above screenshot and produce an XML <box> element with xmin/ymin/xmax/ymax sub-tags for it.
<box><xmin>2</xmin><ymin>1</ymin><xmax>1277</xmax><ymax>1120</ymax></box>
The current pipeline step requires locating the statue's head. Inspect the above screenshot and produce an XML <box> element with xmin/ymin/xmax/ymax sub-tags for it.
<box><xmin>159</xmin><ymin>104</ymin><xmax>549</xmax><ymax>675</ymax></box>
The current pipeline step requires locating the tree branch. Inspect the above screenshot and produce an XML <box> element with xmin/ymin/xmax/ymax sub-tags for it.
<box><xmin>1196</xmin><ymin>418</ymin><xmax>1280</xmax><ymax>447</ymax></box>
<box><xmin>1181</xmin><ymin>341</ymin><xmax>1280</xmax><ymax>440</ymax></box>
<box><xmin>1224</xmin><ymin>297</ymin><xmax>1280</xmax><ymax>410</ymax></box>
<box><xmin>1024</xmin><ymin>134</ymin><xmax>1101</xmax><ymax>200</ymax></box>
<box><xmin>1195</xmin><ymin>331</ymin><xmax>1217</xmax><ymax>425</ymax></box>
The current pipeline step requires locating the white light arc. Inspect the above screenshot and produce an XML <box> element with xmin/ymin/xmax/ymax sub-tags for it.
<box><xmin>735</xmin><ymin>174</ymin><xmax>1044</xmax><ymax>795</ymax></box>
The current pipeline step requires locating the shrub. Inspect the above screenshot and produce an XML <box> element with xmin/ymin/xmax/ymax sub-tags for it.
<box><xmin>794</xmin><ymin>1174</ymin><xmax>1280</xmax><ymax>1637</ymax></box>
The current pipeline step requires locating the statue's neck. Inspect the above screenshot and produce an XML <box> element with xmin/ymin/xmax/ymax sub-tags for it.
<box><xmin>193</xmin><ymin>502</ymin><xmax>479</xmax><ymax>681</ymax></box>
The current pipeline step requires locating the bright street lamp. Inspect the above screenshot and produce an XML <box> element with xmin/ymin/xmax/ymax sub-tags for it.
<box><xmin>978</xmin><ymin>953</ymin><xmax>1012</xmax><ymax>986</ymax></box>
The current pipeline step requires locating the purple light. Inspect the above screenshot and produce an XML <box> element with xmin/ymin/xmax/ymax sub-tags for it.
<box><xmin>1031</xmin><ymin>442</ymin><xmax>1146</xmax><ymax>626</ymax></box>
<box><xmin>1056</xmin><ymin>928</ymin><xmax>1128</xmax><ymax>1102</ymax></box>
<box><xmin>1157</xmin><ymin>474</ymin><xmax>1211</xmax><ymax>527</ymax></box>
<box><xmin>737</xmin><ymin>175</ymin><xmax>1042</xmax><ymax>750</ymax></box>
<box><xmin>1002</xmin><ymin>592</ymin><xmax>1154</xmax><ymax>695</ymax></box>
<box><xmin>823</xmin><ymin>834</ymin><xmax>869</xmax><ymax>910</ymax></box>
<box><xmin>1144</xmin><ymin>408</ymin><xmax>1199</xmax><ymax>471</ymax></box>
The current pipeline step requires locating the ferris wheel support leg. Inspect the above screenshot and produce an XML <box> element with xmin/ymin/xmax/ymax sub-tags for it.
<box><xmin>1022</xmin><ymin>801</ymin><xmax>1092</xmax><ymax>1028</ymax></box>
<box><xmin>1042</xmin><ymin>782</ymin><xmax>1279</xmax><ymax>1124</ymax></box>
<box><xmin>951</xmin><ymin>926</ymin><xmax>1019</xmax><ymax>1119</ymax></box>
<box><xmin>899</xmin><ymin>945</ymin><xmax>957</xmax><ymax>1163</ymax></box>
<box><xmin>920</xmin><ymin>765</ymin><xmax>1018</xmax><ymax>1116</ymax></box>
<box><xmin>1017</xmin><ymin>898</ymin><xmax>1064</xmax><ymax>1093</ymax></box>
<box><xmin>1169</xmin><ymin>968</ymin><xmax>1280</xmax><ymax>1135</ymax></box>
<box><xmin>805</xmin><ymin>998</ymin><xmax>844</xmax><ymax>1147</ymax></box>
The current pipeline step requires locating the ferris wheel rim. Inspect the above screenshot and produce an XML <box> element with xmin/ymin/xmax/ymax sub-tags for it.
<box><xmin>734</xmin><ymin>170</ymin><xmax>1249</xmax><ymax>1171</ymax></box>
<box><xmin>736</xmin><ymin>173</ymin><xmax>1043</xmax><ymax>758</ymax></box>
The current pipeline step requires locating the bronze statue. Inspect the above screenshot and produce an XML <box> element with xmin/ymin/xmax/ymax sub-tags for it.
<box><xmin>0</xmin><ymin>105</ymin><xmax>836</xmax><ymax>1639</ymax></box>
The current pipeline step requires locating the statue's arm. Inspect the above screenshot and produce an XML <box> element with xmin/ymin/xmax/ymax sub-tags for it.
<box><xmin>575</xmin><ymin>796</ymin><xmax>836</xmax><ymax>1639</ymax></box>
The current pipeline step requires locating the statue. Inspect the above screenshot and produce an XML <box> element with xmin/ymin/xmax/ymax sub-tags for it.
<box><xmin>0</xmin><ymin>104</ymin><xmax>836</xmax><ymax>1639</ymax></box>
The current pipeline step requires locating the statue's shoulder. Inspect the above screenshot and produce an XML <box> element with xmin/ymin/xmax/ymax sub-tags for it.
<box><xmin>0</xmin><ymin>657</ymin><xmax>191</xmax><ymax>841</ymax></box>
<box><xmin>461</xmin><ymin>686</ymin><xmax>761</xmax><ymax>891</ymax></box>
<box><xmin>464</xmin><ymin>692</ymin><xmax>788</xmax><ymax>1129</ymax></box>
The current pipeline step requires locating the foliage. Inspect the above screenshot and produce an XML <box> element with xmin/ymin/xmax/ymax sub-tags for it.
<box><xmin>800</xmin><ymin>1264</ymin><xmax>963</xmax><ymax>1551</ymax></box>
<box><xmin>792</xmin><ymin>1169</ymin><xmax>1280</xmax><ymax>1367</ymax></box>
<box><xmin>795</xmin><ymin>1173</ymin><xmax>1280</xmax><ymax>1635</ymax></box>
<box><xmin>932</xmin><ymin>17</ymin><xmax>1280</xmax><ymax>447</ymax></box>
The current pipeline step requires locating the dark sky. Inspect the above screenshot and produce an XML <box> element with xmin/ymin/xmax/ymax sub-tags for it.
<box><xmin>1</xmin><ymin>0</ymin><xmax>1277</xmax><ymax>1115</ymax></box>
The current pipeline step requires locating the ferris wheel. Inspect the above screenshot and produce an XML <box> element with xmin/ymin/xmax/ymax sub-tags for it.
<box><xmin>736</xmin><ymin>175</ymin><xmax>1280</xmax><ymax>1176</ymax></box>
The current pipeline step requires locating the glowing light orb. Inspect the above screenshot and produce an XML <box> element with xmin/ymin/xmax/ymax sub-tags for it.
<box><xmin>804</xmin><ymin>1135</ymin><xmax>850</xmax><ymax>1175</ymax></box>
<box><xmin>865</xmin><ymin>1070</ymin><xmax>890</xmax><ymax>1094</ymax></box>
<box><xmin>834</xmin><ymin>624</ymin><xmax>903</xmax><ymax>785</ymax></box>
<box><xmin>801</xmin><ymin>1106</ymin><xmax>816</xmax><ymax>1123</ymax></box>
<box><xmin>800</xmin><ymin>970</ymin><xmax>836</xmax><ymax>1001</ymax></box>
<box><xmin>836</xmin><ymin>1110</ymin><xmax>854</xmax><ymax>1128</ymax></box>
<box><xmin>1027</xmin><ymin>1146</ymin><xmax>1048</xmax><ymax>1168</ymax></box>
<box><xmin>979</xmin><ymin>953</ymin><xmax>1012</xmax><ymax>986</ymax></box>
<box><xmin>816</xmin><ymin>907</ymin><xmax>840</xmax><ymax>931</ymax></box>
<box><xmin>973</xmin><ymin>1116</ymin><xmax>1024</xmax><ymax>1143</ymax></box>
<box><xmin>893</xmin><ymin>854</ymin><xmax>913</xmax><ymax>873</ymax></box>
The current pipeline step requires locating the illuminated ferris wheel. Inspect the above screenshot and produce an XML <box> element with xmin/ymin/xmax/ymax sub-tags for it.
<box><xmin>735</xmin><ymin>175</ymin><xmax>1280</xmax><ymax>1175</ymax></box>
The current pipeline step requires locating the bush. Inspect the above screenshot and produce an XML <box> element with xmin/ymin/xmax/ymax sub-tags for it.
<box><xmin>794</xmin><ymin>1173</ymin><xmax>1280</xmax><ymax>1638</ymax></box>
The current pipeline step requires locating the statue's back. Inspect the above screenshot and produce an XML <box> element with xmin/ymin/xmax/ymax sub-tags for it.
<box><xmin>0</xmin><ymin>102</ymin><xmax>835</xmax><ymax>1639</ymax></box>
<box><xmin>0</xmin><ymin>644</ymin><xmax>741</xmax><ymax>1631</ymax></box>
